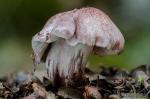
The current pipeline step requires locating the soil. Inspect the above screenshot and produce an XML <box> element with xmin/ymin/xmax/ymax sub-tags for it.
<box><xmin>0</xmin><ymin>65</ymin><xmax>150</xmax><ymax>99</ymax></box>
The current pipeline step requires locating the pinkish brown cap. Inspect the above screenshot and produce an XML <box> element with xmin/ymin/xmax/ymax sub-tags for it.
<box><xmin>32</xmin><ymin>9</ymin><xmax>77</xmax><ymax>63</ymax></box>
<box><xmin>32</xmin><ymin>7</ymin><xmax>125</xmax><ymax>63</ymax></box>
<box><xmin>67</xmin><ymin>7</ymin><xmax>124</xmax><ymax>56</ymax></box>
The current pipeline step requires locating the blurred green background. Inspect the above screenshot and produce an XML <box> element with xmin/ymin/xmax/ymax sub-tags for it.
<box><xmin>0</xmin><ymin>0</ymin><xmax>150</xmax><ymax>76</ymax></box>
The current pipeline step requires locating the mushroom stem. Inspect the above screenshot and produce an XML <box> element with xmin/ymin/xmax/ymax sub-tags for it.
<box><xmin>45</xmin><ymin>39</ymin><xmax>92</xmax><ymax>86</ymax></box>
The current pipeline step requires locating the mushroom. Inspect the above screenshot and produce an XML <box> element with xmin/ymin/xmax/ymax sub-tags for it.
<box><xmin>32</xmin><ymin>7</ymin><xmax>125</xmax><ymax>86</ymax></box>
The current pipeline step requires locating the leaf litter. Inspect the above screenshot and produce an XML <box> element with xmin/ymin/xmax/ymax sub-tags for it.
<box><xmin>0</xmin><ymin>65</ymin><xmax>150</xmax><ymax>99</ymax></box>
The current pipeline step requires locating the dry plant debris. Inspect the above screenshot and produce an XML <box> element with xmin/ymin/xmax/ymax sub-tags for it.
<box><xmin>0</xmin><ymin>65</ymin><xmax>150</xmax><ymax>99</ymax></box>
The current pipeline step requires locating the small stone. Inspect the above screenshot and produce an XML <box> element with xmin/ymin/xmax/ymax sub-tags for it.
<box><xmin>57</xmin><ymin>87</ymin><xmax>82</xmax><ymax>99</ymax></box>
<box><xmin>109</xmin><ymin>94</ymin><xmax>120</xmax><ymax>99</ymax></box>
<box><xmin>83</xmin><ymin>86</ymin><xmax>102</xmax><ymax>99</ymax></box>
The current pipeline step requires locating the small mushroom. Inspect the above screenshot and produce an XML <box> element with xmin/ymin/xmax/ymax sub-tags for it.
<box><xmin>32</xmin><ymin>7</ymin><xmax>125</xmax><ymax>86</ymax></box>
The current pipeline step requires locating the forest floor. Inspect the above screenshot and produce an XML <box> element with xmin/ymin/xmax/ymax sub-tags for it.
<box><xmin>0</xmin><ymin>65</ymin><xmax>150</xmax><ymax>99</ymax></box>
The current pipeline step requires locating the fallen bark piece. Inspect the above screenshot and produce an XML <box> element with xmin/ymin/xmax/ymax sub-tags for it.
<box><xmin>32</xmin><ymin>83</ymin><xmax>48</xmax><ymax>98</ymax></box>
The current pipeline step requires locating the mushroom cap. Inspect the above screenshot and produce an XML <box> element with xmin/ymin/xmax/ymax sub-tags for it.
<box><xmin>32</xmin><ymin>7</ymin><xmax>124</xmax><ymax>63</ymax></box>
<box><xmin>67</xmin><ymin>7</ymin><xmax>124</xmax><ymax>55</ymax></box>
<box><xmin>32</xmin><ymin>9</ymin><xmax>77</xmax><ymax>63</ymax></box>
